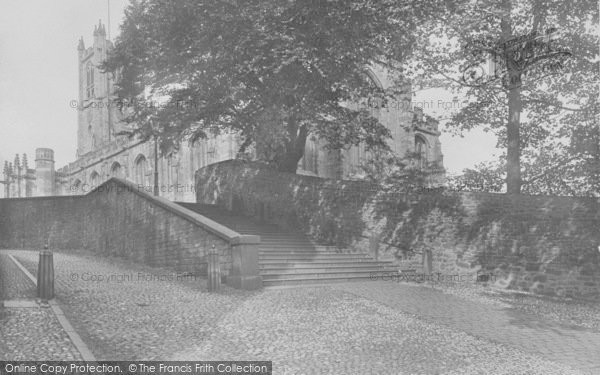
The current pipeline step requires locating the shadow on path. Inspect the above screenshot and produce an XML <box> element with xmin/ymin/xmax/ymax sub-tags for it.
<box><xmin>333</xmin><ymin>281</ymin><xmax>600</xmax><ymax>374</ymax></box>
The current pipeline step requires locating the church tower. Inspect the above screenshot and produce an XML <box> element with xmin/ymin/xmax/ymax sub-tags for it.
<box><xmin>76</xmin><ymin>20</ymin><xmax>115</xmax><ymax>157</ymax></box>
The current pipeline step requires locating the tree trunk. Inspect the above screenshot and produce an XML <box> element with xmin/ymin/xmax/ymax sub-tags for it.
<box><xmin>276</xmin><ymin>149</ymin><xmax>304</xmax><ymax>173</ymax></box>
<box><xmin>501</xmin><ymin>3</ymin><xmax>522</xmax><ymax>194</ymax></box>
<box><xmin>506</xmin><ymin>81</ymin><xmax>522</xmax><ymax>193</ymax></box>
<box><xmin>275</xmin><ymin>122</ymin><xmax>308</xmax><ymax>173</ymax></box>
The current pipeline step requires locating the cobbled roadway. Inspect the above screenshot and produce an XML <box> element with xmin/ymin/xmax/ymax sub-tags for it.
<box><xmin>4</xmin><ymin>250</ymin><xmax>600</xmax><ymax>375</ymax></box>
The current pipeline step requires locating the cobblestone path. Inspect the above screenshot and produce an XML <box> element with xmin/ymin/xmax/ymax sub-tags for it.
<box><xmin>334</xmin><ymin>281</ymin><xmax>600</xmax><ymax>374</ymax></box>
<box><xmin>0</xmin><ymin>252</ymin><xmax>36</xmax><ymax>300</ymax></box>
<box><xmin>5</xmin><ymin>250</ymin><xmax>600</xmax><ymax>374</ymax></box>
<box><xmin>0</xmin><ymin>252</ymin><xmax>83</xmax><ymax>360</ymax></box>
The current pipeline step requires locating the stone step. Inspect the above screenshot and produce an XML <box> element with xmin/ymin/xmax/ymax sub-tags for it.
<box><xmin>240</xmin><ymin>231</ymin><xmax>309</xmax><ymax>235</ymax></box>
<box><xmin>259</xmin><ymin>252</ymin><xmax>355</xmax><ymax>257</ymax></box>
<box><xmin>260</xmin><ymin>265</ymin><xmax>396</xmax><ymax>275</ymax></box>
<box><xmin>262</xmin><ymin>270</ymin><xmax>387</xmax><ymax>280</ymax></box>
<box><xmin>175</xmin><ymin>201</ymin><xmax>396</xmax><ymax>287</ymax></box>
<box><xmin>259</xmin><ymin>245</ymin><xmax>318</xmax><ymax>248</ymax></box>
<box><xmin>258</xmin><ymin>241</ymin><xmax>314</xmax><ymax>247</ymax></box>
<box><xmin>259</xmin><ymin>249</ymin><xmax>353</xmax><ymax>253</ymax></box>
<box><xmin>262</xmin><ymin>275</ymin><xmax>377</xmax><ymax>287</ymax></box>
<box><xmin>264</xmin><ymin>241</ymin><xmax>315</xmax><ymax>244</ymax></box>
<box><xmin>259</xmin><ymin>254</ymin><xmax>373</xmax><ymax>261</ymax></box>
<box><xmin>260</xmin><ymin>246</ymin><xmax>316</xmax><ymax>250</ymax></box>
<box><xmin>260</xmin><ymin>239</ymin><xmax>314</xmax><ymax>243</ymax></box>
<box><xmin>261</xmin><ymin>245</ymin><xmax>316</xmax><ymax>248</ymax></box>
<box><xmin>259</xmin><ymin>249</ymin><xmax>325</xmax><ymax>253</ymax></box>
<box><xmin>235</xmin><ymin>230</ymin><xmax>293</xmax><ymax>235</ymax></box>
<box><xmin>259</xmin><ymin>247</ymin><xmax>317</xmax><ymax>252</ymax></box>
<box><xmin>261</xmin><ymin>243</ymin><xmax>315</xmax><ymax>247</ymax></box>
<box><xmin>259</xmin><ymin>250</ymin><xmax>368</xmax><ymax>255</ymax></box>
<box><xmin>216</xmin><ymin>222</ymin><xmax>277</xmax><ymax>227</ymax></box>
<box><xmin>258</xmin><ymin>236</ymin><xmax>313</xmax><ymax>240</ymax></box>
<box><xmin>260</xmin><ymin>259</ymin><xmax>394</xmax><ymax>266</ymax></box>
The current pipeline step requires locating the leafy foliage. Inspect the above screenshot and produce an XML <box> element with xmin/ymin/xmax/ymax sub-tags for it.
<box><xmin>360</xmin><ymin>149</ymin><xmax>444</xmax><ymax>195</ymax></box>
<box><xmin>446</xmin><ymin>161</ymin><xmax>506</xmax><ymax>193</ymax></box>
<box><xmin>407</xmin><ymin>0</ymin><xmax>599</xmax><ymax>195</ymax></box>
<box><xmin>448</xmin><ymin>136</ymin><xmax>600</xmax><ymax>196</ymax></box>
<box><xmin>104</xmin><ymin>0</ymin><xmax>446</xmax><ymax>172</ymax></box>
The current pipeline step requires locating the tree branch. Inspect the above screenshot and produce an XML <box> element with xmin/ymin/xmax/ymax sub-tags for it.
<box><xmin>522</xmin><ymin>98</ymin><xmax>588</xmax><ymax>112</ymax></box>
<box><xmin>522</xmin><ymin>154</ymin><xmax>586</xmax><ymax>185</ymax></box>
<box><xmin>420</xmin><ymin>56</ymin><xmax>505</xmax><ymax>92</ymax></box>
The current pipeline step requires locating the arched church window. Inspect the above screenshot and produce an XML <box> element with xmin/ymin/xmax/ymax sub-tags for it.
<box><xmin>302</xmin><ymin>138</ymin><xmax>318</xmax><ymax>174</ymax></box>
<box><xmin>199</xmin><ymin>140</ymin><xmax>206</xmax><ymax>167</ymax></box>
<box><xmin>86</xmin><ymin>62</ymin><xmax>95</xmax><ymax>98</ymax></box>
<box><xmin>190</xmin><ymin>140</ymin><xmax>202</xmax><ymax>175</ymax></box>
<box><xmin>365</xmin><ymin>69</ymin><xmax>384</xmax><ymax>90</ymax></box>
<box><xmin>89</xmin><ymin>171</ymin><xmax>100</xmax><ymax>188</ymax></box>
<box><xmin>110</xmin><ymin>162</ymin><xmax>123</xmax><ymax>178</ymax></box>
<box><xmin>364</xmin><ymin>69</ymin><xmax>384</xmax><ymax>111</ymax></box>
<box><xmin>207</xmin><ymin>140</ymin><xmax>217</xmax><ymax>163</ymax></box>
<box><xmin>134</xmin><ymin>155</ymin><xmax>148</xmax><ymax>186</ymax></box>
<box><xmin>415</xmin><ymin>135</ymin><xmax>428</xmax><ymax>170</ymax></box>
<box><xmin>166</xmin><ymin>152</ymin><xmax>174</xmax><ymax>187</ymax></box>
<box><xmin>72</xmin><ymin>179</ymin><xmax>82</xmax><ymax>194</ymax></box>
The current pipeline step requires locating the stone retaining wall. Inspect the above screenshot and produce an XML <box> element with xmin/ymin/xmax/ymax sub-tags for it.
<box><xmin>0</xmin><ymin>178</ymin><xmax>261</xmax><ymax>290</ymax></box>
<box><xmin>196</xmin><ymin>160</ymin><xmax>600</xmax><ymax>299</ymax></box>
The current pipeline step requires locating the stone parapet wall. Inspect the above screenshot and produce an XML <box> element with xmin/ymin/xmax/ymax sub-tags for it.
<box><xmin>0</xmin><ymin>195</ymin><xmax>86</xmax><ymax>250</ymax></box>
<box><xmin>0</xmin><ymin>178</ymin><xmax>261</xmax><ymax>289</ymax></box>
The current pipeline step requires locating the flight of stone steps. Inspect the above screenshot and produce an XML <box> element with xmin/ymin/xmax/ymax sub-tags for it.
<box><xmin>176</xmin><ymin>202</ymin><xmax>398</xmax><ymax>287</ymax></box>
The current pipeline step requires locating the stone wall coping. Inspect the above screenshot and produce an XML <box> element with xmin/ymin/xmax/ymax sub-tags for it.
<box><xmin>0</xmin><ymin>195</ymin><xmax>85</xmax><ymax>201</ymax></box>
<box><xmin>101</xmin><ymin>177</ymin><xmax>251</xmax><ymax>243</ymax></box>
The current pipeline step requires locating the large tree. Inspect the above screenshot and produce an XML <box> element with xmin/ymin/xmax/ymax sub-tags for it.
<box><xmin>104</xmin><ymin>0</ymin><xmax>445</xmax><ymax>173</ymax></box>
<box><xmin>448</xmin><ymin>134</ymin><xmax>600</xmax><ymax>196</ymax></box>
<box><xmin>408</xmin><ymin>0</ymin><xmax>599</xmax><ymax>194</ymax></box>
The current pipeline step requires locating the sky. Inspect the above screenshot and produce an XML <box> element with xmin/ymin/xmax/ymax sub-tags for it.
<box><xmin>413</xmin><ymin>88</ymin><xmax>501</xmax><ymax>175</ymax></box>
<box><xmin>0</xmin><ymin>0</ymin><xmax>129</xmax><ymax>169</ymax></box>
<box><xmin>0</xmin><ymin>0</ymin><xmax>498</xmax><ymax>175</ymax></box>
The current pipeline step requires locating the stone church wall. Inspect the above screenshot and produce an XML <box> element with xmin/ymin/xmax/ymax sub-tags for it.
<box><xmin>15</xmin><ymin>22</ymin><xmax>444</xmax><ymax>203</ymax></box>
<box><xmin>56</xmin><ymin>132</ymin><xmax>237</xmax><ymax>202</ymax></box>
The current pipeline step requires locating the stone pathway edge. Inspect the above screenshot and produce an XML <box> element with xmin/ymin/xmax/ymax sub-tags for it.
<box><xmin>7</xmin><ymin>253</ymin><xmax>96</xmax><ymax>361</ymax></box>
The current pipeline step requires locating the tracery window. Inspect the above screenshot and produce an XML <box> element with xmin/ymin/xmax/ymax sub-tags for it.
<box><xmin>415</xmin><ymin>135</ymin><xmax>428</xmax><ymax>170</ymax></box>
<box><xmin>86</xmin><ymin>62</ymin><xmax>95</xmax><ymax>98</ymax></box>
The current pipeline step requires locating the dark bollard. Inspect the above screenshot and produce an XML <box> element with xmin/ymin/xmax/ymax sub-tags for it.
<box><xmin>37</xmin><ymin>243</ymin><xmax>54</xmax><ymax>300</ymax></box>
<box><xmin>207</xmin><ymin>244</ymin><xmax>221</xmax><ymax>292</ymax></box>
<box><xmin>422</xmin><ymin>248</ymin><xmax>432</xmax><ymax>275</ymax></box>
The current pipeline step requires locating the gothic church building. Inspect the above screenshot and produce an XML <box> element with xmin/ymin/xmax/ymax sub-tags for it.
<box><xmin>3</xmin><ymin>21</ymin><xmax>443</xmax><ymax>201</ymax></box>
